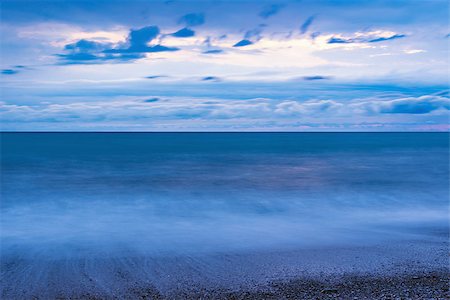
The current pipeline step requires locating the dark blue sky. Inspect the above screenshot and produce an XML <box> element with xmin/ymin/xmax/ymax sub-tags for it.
<box><xmin>0</xmin><ymin>0</ymin><xmax>448</xmax><ymax>131</ymax></box>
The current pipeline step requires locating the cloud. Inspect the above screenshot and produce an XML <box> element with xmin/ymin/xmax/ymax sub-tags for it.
<box><xmin>275</xmin><ymin>100</ymin><xmax>343</xmax><ymax>116</ymax></box>
<box><xmin>105</xmin><ymin>26</ymin><xmax>178</xmax><ymax>53</ymax></box>
<box><xmin>403</xmin><ymin>49</ymin><xmax>426</xmax><ymax>54</ymax></box>
<box><xmin>201</xmin><ymin>76</ymin><xmax>221</xmax><ymax>82</ymax></box>
<box><xmin>327</xmin><ymin>37</ymin><xmax>352</xmax><ymax>44</ymax></box>
<box><xmin>178</xmin><ymin>13</ymin><xmax>205</xmax><ymax>27</ymax></box>
<box><xmin>56</xmin><ymin>52</ymin><xmax>144</xmax><ymax>64</ymax></box>
<box><xmin>1</xmin><ymin>65</ymin><xmax>29</xmax><ymax>75</ymax></box>
<box><xmin>144</xmin><ymin>98</ymin><xmax>159</xmax><ymax>103</ymax></box>
<box><xmin>171</xmin><ymin>27</ymin><xmax>195</xmax><ymax>38</ymax></box>
<box><xmin>57</xmin><ymin>39</ymin><xmax>120</xmax><ymax>63</ymax></box>
<box><xmin>303</xmin><ymin>75</ymin><xmax>331</xmax><ymax>81</ymax></box>
<box><xmin>58</xmin><ymin>26</ymin><xmax>178</xmax><ymax>64</ymax></box>
<box><xmin>328</xmin><ymin>32</ymin><xmax>406</xmax><ymax>44</ymax></box>
<box><xmin>232</xmin><ymin>25</ymin><xmax>265</xmax><ymax>47</ymax></box>
<box><xmin>203</xmin><ymin>49</ymin><xmax>224</xmax><ymax>54</ymax></box>
<box><xmin>64</xmin><ymin>39</ymin><xmax>110</xmax><ymax>52</ymax></box>
<box><xmin>233</xmin><ymin>39</ymin><xmax>253</xmax><ymax>47</ymax></box>
<box><xmin>128</xmin><ymin>26</ymin><xmax>160</xmax><ymax>47</ymax></box>
<box><xmin>1</xmin><ymin>69</ymin><xmax>19</xmax><ymax>75</ymax></box>
<box><xmin>364</xmin><ymin>95</ymin><xmax>450</xmax><ymax>114</ymax></box>
<box><xmin>300</xmin><ymin>15</ymin><xmax>315</xmax><ymax>34</ymax></box>
<box><xmin>57</xmin><ymin>52</ymin><xmax>105</xmax><ymax>62</ymax></box>
<box><xmin>259</xmin><ymin>4</ymin><xmax>284</xmax><ymax>19</ymax></box>
<box><xmin>367</xmin><ymin>34</ymin><xmax>405</xmax><ymax>43</ymax></box>
<box><xmin>145</xmin><ymin>75</ymin><xmax>169</xmax><ymax>79</ymax></box>
<box><xmin>105</xmin><ymin>44</ymin><xmax>178</xmax><ymax>54</ymax></box>
<box><xmin>2</xmin><ymin>92</ymin><xmax>448</xmax><ymax>131</ymax></box>
<box><xmin>244</xmin><ymin>26</ymin><xmax>264</xmax><ymax>41</ymax></box>
<box><xmin>432</xmin><ymin>90</ymin><xmax>449</xmax><ymax>97</ymax></box>
<box><xmin>310</xmin><ymin>32</ymin><xmax>320</xmax><ymax>39</ymax></box>
<box><xmin>201</xmin><ymin>37</ymin><xmax>224</xmax><ymax>54</ymax></box>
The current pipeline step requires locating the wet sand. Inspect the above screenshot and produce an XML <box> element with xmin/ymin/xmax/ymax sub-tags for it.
<box><xmin>1</xmin><ymin>237</ymin><xmax>448</xmax><ymax>299</ymax></box>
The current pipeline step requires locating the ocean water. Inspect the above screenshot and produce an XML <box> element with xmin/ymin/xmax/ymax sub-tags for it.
<box><xmin>1</xmin><ymin>133</ymin><xmax>448</xmax><ymax>258</ymax></box>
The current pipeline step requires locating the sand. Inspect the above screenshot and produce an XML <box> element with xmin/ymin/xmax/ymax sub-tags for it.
<box><xmin>1</xmin><ymin>236</ymin><xmax>448</xmax><ymax>299</ymax></box>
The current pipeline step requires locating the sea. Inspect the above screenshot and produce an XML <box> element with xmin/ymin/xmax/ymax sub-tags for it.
<box><xmin>1</xmin><ymin>133</ymin><xmax>448</xmax><ymax>258</ymax></box>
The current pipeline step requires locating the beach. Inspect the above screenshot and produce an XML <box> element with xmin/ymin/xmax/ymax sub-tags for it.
<box><xmin>1</xmin><ymin>238</ymin><xmax>448</xmax><ymax>299</ymax></box>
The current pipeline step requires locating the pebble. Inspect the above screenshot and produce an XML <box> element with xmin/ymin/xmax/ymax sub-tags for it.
<box><xmin>321</xmin><ymin>288</ymin><xmax>338</xmax><ymax>294</ymax></box>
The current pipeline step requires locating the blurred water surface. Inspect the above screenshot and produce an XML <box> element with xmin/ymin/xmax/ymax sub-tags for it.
<box><xmin>1</xmin><ymin>133</ymin><xmax>448</xmax><ymax>257</ymax></box>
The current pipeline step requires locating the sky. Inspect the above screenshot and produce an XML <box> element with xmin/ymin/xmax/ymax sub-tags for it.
<box><xmin>0</xmin><ymin>0</ymin><xmax>449</xmax><ymax>131</ymax></box>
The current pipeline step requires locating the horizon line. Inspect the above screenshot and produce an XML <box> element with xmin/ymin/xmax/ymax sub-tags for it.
<box><xmin>1</xmin><ymin>131</ymin><xmax>448</xmax><ymax>134</ymax></box>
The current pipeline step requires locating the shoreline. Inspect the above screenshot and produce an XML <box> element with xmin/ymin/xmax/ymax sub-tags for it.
<box><xmin>2</xmin><ymin>239</ymin><xmax>448</xmax><ymax>299</ymax></box>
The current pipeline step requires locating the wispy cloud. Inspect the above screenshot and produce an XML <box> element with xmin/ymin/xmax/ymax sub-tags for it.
<box><xmin>302</xmin><ymin>75</ymin><xmax>331</xmax><ymax>81</ymax></box>
<box><xmin>178</xmin><ymin>13</ymin><xmax>205</xmax><ymax>27</ymax></box>
<box><xmin>145</xmin><ymin>75</ymin><xmax>169</xmax><ymax>79</ymax></box>
<box><xmin>403</xmin><ymin>49</ymin><xmax>426</xmax><ymax>54</ymax></box>
<box><xmin>232</xmin><ymin>24</ymin><xmax>265</xmax><ymax>47</ymax></box>
<box><xmin>2</xmin><ymin>69</ymin><xmax>19</xmax><ymax>75</ymax></box>
<box><xmin>300</xmin><ymin>15</ymin><xmax>316</xmax><ymax>34</ymax></box>
<box><xmin>201</xmin><ymin>76</ymin><xmax>221</xmax><ymax>82</ymax></box>
<box><xmin>259</xmin><ymin>4</ymin><xmax>284</xmax><ymax>19</ymax></box>
<box><xmin>143</xmin><ymin>98</ymin><xmax>159</xmax><ymax>103</ymax></box>
<box><xmin>328</xmin><ymin>31</ymin><xmax>406</xmax><ymax>44</ymax></box>
<box><xmin>202</xmin><ymin>49</ymin><xmax>224</xmax><ymax>54</ymax></box>
<box><xmin>1</xmin><ymin>65</ymin><xmax>28</xmax><ymax>75</ymax></box>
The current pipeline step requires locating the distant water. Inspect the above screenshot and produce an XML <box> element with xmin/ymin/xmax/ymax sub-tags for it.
<box><xmin>1</xmin><ymin>133</ymin><xmax>448</xmax><ymax>258</ymax></box>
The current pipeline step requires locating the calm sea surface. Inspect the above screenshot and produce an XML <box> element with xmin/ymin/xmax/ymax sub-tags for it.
<box><xmin>1</xmin><ymin>133</ymin><xmax>448</xmax><ymax>257</ymax></box>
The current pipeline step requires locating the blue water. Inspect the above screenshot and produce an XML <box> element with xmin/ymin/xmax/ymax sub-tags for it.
<box><xmin>1</xmin><ymin>133</ymin><xmax>448</xmax><ymax>257</ymax></box>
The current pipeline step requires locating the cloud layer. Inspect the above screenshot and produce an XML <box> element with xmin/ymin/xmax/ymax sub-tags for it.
<box><xmin>2</xmin><ymin>89</ymin><xmax>448</xmax><ymax>131</ymax></box>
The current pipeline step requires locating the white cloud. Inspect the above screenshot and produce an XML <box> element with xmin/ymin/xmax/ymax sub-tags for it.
<box><xmin>16</xmin><ymin>22</ymin><xmax>128</xmax><ymax>46</ymax></box>
<box><xmin>353</xmin><ymin>95</ymin><xmax>450</xmax><ymax>114</ymax></box>
<box><xmin>1</xmin><ymin>94</ymin><xmax>448</xmax><ymax>131</ymax></box>
<box><xmin>403</xmin><ymin>49</ymin><xmax>426</xmax><ymax>54</ymax></box>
